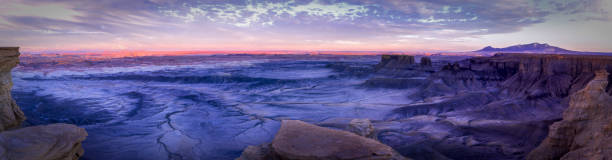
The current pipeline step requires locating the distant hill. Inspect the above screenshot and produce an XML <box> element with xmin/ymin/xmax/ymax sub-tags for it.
<box><xmin>473</xmin><ymin>43</ymin><xmax>611</xmax><ymax>55</ymax></box>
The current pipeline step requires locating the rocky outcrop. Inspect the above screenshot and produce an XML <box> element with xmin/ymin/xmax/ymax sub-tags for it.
<box><xmin>527</xmin><ymin>70</ymin><xmax>612</xmax><ymax>160</ymax></box>
<box><xmin>375</xmin><ymin>55</ymin><xmax>415</xmax><ymax>70</ymax></box>
<box><xmin>0</xmin><ymin>47</ymin><xmax>25</xmax><ymax>131</ymax></box>
<box><xmin>420</xmin><ymin>57</ymin><xmax>432</xmax><ymax>67</ymax></box>
<box><xmin>0</xmin><ymin>123</ymin><xmax>87</xmax><ymax>160</ymax></box>
<box><xmin>347</xmin><ymin>119</ymin><xmax>375</xmax><ymax>139</ymax></box>
<box><xmin>0</xmin><ymin>47</ymin><xmax>87</xmax><ymax>160</ymax></box>
<box><xmin>238</xmin><ymin>120</ymin><xmax>408</xmax><ymax>160</ymax></box>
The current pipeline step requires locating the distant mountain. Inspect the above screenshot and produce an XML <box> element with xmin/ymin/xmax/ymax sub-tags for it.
<box><xmin>476</xmin><ymin>43</ymin><xmax>571</xmax><ymax>53</ymax></box>
<box><xmin>473</xmin><ymin>43</ymin><xmax>611</xmax><ymax>55</ymax></box>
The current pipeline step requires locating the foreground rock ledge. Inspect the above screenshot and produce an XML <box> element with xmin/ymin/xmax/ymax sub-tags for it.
<box><xmin>0</xmin><ymin>123</ymin><xmax>87</xmax><ymax>160</ymax></box>
<box><xmin>238</xmin><ymin>120</ymin><xmax>408</xmax><ymax>160</ymax></box>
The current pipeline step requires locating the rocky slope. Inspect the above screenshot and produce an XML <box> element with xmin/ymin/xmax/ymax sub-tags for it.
<box><xmin>238</xmin><ymin>120</ymin><xmax>408</xmax><ymax>160</ymax></box>
<box><xmin>238</xmin><ymin>53</ymin><xmax>612</xmax><ymax>160</ymax></box>
<box><xmin>359</xmin><ymin>53</ymin><xmax>612</xmax><ymax>159</ymax></box>
<box><xmin>0</xmin><ymin>47</ymin><xmax>87</xmax><ymax>160</ymax></box>
<box><xmin>527</xmin><ymin>70</ymin><xmax>612</xmax><ymax>160</ymax></box>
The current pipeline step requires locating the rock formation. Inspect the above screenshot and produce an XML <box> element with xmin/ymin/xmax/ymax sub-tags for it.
<box><xmin>420</xmin><ymin>57</ymin><xmax>432</xmax><ymax>67</ymax></box>
<box><xmin>347</xmin><ymin>119</ymin><xmax>375</xmax><ymax>139</ymax></box>
<box><xmin>0</xmin><ymin>47</ymin><xmax>25</xmax><ymax>131</ymax></box>
<box><xmin>527</xmin><ymin>70</ymin><xmax>612</xmax><ymax>160</ymax></box>
<box><xmin>0</xmin><ymin>123</ymin><xmax>87</xmax><ymax>160</ymax></box>
<box><xmin>415</xmin><ymin>53</ymin><xmax>612</xmax><ymax>99</ymax></box>
<box><xmin>375</xmin><ymin>55</ymin><xmax>415</xmax><ymax>70</ymax></box>
<box><xmin>369</xmin><ymin>53</ymin><xmax>612</xmax><ymax>159</ymax></box>
<box><xmin>0</xmin><ymin>47</ymin><xmax>87</xmax><ymax>160</ymax></box>
<box><xmin>237</xmin><ymin>120</ymin><xmax>408</xmax><ymax>160</ymax></box>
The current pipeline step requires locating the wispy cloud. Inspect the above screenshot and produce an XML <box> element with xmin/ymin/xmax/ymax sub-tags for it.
<box><xmin>0</xmin><ymin>0</ymin><xmax>610</xmax><ymax>51</ymax></box>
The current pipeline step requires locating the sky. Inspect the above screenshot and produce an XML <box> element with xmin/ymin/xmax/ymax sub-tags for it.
<box><xmin>1</xmin><ymin>0</ymin><xmax>611</xmax><ymax>52</ymax></box>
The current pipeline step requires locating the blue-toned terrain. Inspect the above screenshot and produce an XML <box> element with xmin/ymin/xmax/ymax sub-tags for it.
<box><xmin>12</xmin><ymin>54</ymin><xmax>417</xmax><ymax>159</ymax></box>
<box><xmin>11</xmin><ymin>53</ymin><xmax>612</xmax><ymax>160</ymax></box>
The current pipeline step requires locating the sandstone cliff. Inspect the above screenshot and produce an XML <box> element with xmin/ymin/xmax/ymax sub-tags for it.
<box><xmin>0</xmin><ymin>47</ymin><xmax>25</xmax><ymax>131</ymax></box>
<box><xmin>0</xmin><ymin>47</ymin><xmax>87</xmax><ymax>160</ymax></box>
<box><xmin>429</xmin><ymin>53</ymin><xmax>612</xmax><ymax>97</ymax></box>
<box><xmin>527</xmin><ymin>70</ymin><xmax>612</xmax><ymax>160</ymax></box>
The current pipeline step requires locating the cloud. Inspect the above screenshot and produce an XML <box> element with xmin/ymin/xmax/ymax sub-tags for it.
<box><xmin>0</xmin><ymin>0</ymin><xmax>610</xmax><ymax>51</ymax></box>
<box><xmin>0</xmin><ymin>1</ymin><xmax>82</xmax><ymax>22</ymax></box>
<box><xmin>159</xmin><ymin>0</ymin><xmax>369</xmax><ymax>27</ymax></box>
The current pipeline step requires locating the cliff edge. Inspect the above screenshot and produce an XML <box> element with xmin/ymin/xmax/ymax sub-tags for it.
<box><xmin>527</xmin><ymin>70</ymin><xmax>612</xmax><ymax>160</ymax></box>
<box><xmin>0</xmin><ymin>47</ymin><xmax>88</xmax><ymax>160</ymax></box>
<box><xmin>0</xmin><ymin>47</ymin><xmax>25</xmax><ymax>131</ymax></box>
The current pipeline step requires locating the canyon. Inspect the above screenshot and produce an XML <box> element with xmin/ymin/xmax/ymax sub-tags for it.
<box><xmin>3</xmin><ymin>46</ymin><xmax>612</xmax><ymax>160</ymax></box>
<box><xmin>240</xmin><ymin>53</ymin><xmax>612</xmax><ymax>160</ymax></box>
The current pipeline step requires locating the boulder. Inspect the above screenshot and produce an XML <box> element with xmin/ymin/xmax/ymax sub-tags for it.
<box><xmin>0</xmin><ymin>47</ymin><xmax>25</xmax><ymax>131</ymax></box>
<box><xmin>238</xmin><ymin>120</ymin><xmax>408</xmax><ymax>160</ymax></box>
<box><xmin>347</xmin><ymin>119</ymin><xmax>375</xmax><ymax>138</ymax></box>
<box><xmin>0</xmin><ymin>123</ymin><xmax>88</xmax><ymax>160</ymax></box>
<box><xmin>272</xmin><ymin>120</ymin><xmax>406</xmax><ymax>160</ymax></box>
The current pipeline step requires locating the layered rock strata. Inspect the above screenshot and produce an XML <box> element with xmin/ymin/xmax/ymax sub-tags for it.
<box><xmin>373</xmin><ymin>53</ymin><xmax>612</xmax><ymax>159</ymax></box>
<box><xmin>527</xmin><ymin>70</ymin><xmax>612</xmax><ymax>160</ymax></box>
<box><xmin>0</xmin><ymin>47</ymin><xmax>87</xmax><ymax>160</ymax></box>
<box><xmin>423</xmin><ymin>53</ymin><xmax>612</xmax><ymax>98</ymax></box>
